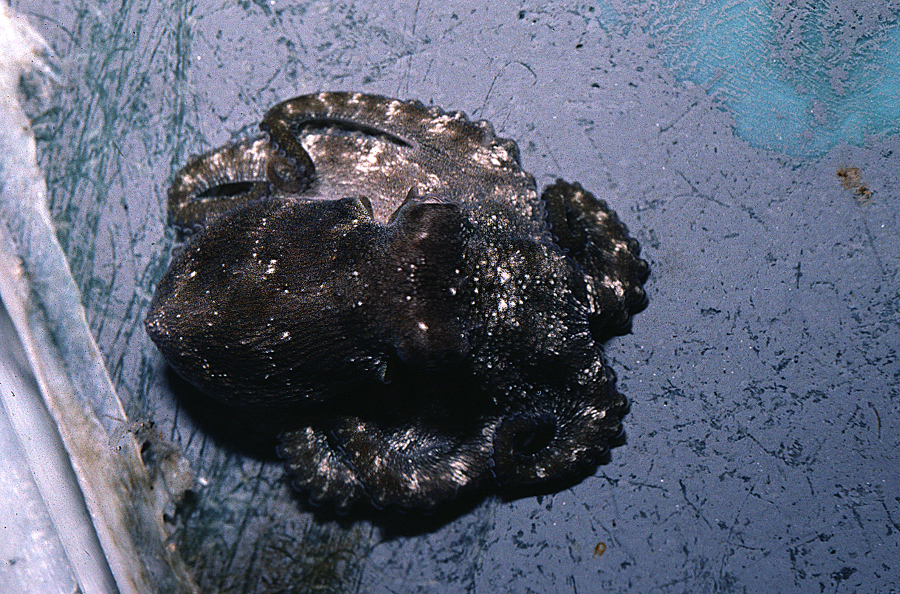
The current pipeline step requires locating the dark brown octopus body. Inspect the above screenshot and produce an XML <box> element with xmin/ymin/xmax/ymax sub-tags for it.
<box><xmin>146</xmin><ymin>92</ymin><xmax>649</xmax><ymax>511</ymax></box>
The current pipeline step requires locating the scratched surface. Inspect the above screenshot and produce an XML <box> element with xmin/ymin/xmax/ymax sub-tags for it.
<box><xmin>19</xmin><ymin>0</ymin><xmax>900</xmax><ymax>591</ymax></box>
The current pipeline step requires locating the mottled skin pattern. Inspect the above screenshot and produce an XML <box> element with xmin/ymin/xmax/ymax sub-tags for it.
<box><xmin>146</xmin><ymin>92</ymin><xmax>649</xmax><ymax>510</ymax></box>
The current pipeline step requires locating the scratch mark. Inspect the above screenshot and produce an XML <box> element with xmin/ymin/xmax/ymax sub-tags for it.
<box><xmin>480</xmin><ymin>61</ymin><xmax>538</xmax><ymax>115</ymax></box>
<box><xmin>679</xmin><ymin>480</ymin><xmax>712</xmax><ymax>529</ymax></box>
<box><xmin>868</xmin><ymin>402</ymin><xmax>882</xmax><ymax>440</ymax></box>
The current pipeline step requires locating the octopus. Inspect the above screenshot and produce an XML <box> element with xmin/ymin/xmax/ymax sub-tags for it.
<box><xmin>145</xmin><ymin>92</ymin><xmax>649</xmax><ymax>511</ymax></box>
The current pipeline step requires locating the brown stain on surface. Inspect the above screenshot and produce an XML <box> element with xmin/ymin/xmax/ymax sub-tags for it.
<box><xmin>593</xmin><ymin>542</ymin><xmax>607</xmax><ymax>558</ymax></box>
<box><xmin>836</xmin><ymin>166</ymin><xmax>873</xmax><ymax>203</ymax></box>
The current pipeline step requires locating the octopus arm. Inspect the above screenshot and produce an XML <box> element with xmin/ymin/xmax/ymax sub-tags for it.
<box><xmin>541</xmin><ymin>180</ymin><xmax>650</xmax><ymax>338</ymax></box>
<box><xmin>167</xmin><ymin>137</ymin><xmax>280</xmax><ymax>230</ymax></box>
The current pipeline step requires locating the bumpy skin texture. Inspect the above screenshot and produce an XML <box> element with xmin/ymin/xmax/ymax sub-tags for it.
<box><xmin>145</xmin><ymin>92</ymin><xmax>649</xmax><ymax>510</ymax></box>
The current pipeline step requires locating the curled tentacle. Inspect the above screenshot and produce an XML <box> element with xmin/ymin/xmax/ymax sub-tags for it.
<box><xmin>541</xmin><ymin>180</ymin><xmax>650</xmax><ymax>339</ymax></box>
<box><xmin>491</xmin><ymin>360</ymin><xmax>626</xmax><ymax>485</ymax></box>
<box><xmin>259</xmin><ymin>101</ymin><xmax>320</xmax><ymax>194</ymax></box>
<box><xmin>167</xmin><ymin>137</ymin><xmax>277</xmax><ymax>230</ymax></box>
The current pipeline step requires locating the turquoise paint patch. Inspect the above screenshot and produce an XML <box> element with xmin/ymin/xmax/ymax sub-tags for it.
<box><xmin>597</xmin><ymin>1</ymin><xmax>900</xmax><ymax>157</ymax></box>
